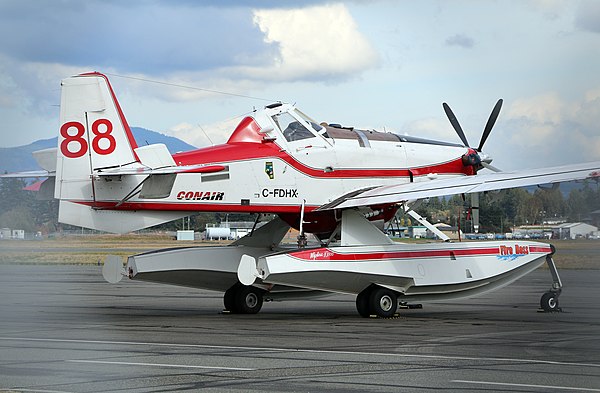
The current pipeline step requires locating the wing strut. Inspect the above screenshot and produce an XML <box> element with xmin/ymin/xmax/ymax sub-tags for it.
<box><xmin>297</xmin><ymin>199</ymin><xmax>308</xmax><ymax>248</ymax></box>
<box><xmin>402</xmin><ymin>204</ymin><xmax>451</xmax><ymax>242</ymax></box>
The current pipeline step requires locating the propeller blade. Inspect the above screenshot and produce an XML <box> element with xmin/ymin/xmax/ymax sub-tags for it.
<box><xmin>443</xmin><ymin>102</ymin><xmax>470</xmax><ymax>147</ymax></box>
<box><xmin>481</xmin><ymin>162</ymin><xmax>502</xmax><ymax>172</ymax></box>
<box><xmin>477</xmin><ymin>98</ymin><xmax>503</xmax><ymax>152</ymax></box>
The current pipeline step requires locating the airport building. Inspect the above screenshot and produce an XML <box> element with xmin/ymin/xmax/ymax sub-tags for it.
<box><xmin>552</xmin><ymin>222</ymin><xmax>598</xmax><ymax>239</ymax></box>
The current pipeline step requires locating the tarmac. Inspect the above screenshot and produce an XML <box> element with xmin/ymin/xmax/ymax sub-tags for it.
<box><xmin>0</xmin><ymin>264</ymin><xmax>599</xmax><ymax>392</ymax></box>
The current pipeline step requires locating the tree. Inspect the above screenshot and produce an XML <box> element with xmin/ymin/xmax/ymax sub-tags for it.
<box><xmin>0</xmin><ymin>206</ymin><xmax>37</xmax><ymax>232</ymax></box>
<box><xmin>566</xmin><ymin>188</ymin><xmax>587</xmax><ymax>222</ymax></box>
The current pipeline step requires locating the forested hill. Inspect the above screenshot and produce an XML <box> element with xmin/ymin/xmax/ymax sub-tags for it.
<box><xmin>0</xmin><ymin>127</ymin><xmax>197</xmax><ymax>173</ymax></box>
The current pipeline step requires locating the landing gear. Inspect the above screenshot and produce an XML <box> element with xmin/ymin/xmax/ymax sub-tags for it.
<box><xmin>355</xmin><ymin>285</ymin><xmax>398</xmax><ymax>318</ymax></box>
<box><xmin>540</xmin><ymin>252</ymin><xmax>562</xmax><ymax>312</ymax></box>
<box><xmin>540</xmin><ymin>291</ymin><xmax>559</xmax><ymax>312</ymax></box>
<box><xmin>223</xmin><ymin>283</ymin><xmax>264</xmax><ymax>314</ymax></box>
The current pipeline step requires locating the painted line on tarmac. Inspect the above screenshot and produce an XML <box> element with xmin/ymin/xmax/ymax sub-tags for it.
<box><xmin>1</xmin><ymin>336</ymin><xmax>599</xmax><ymax>369</ymax></box>
<box><xmin>452</xmin><ymin>380</ymin><xmax>600</xmax><ymax>392</ymax></box>
<box><xmin>67</xmin><ymin>359</ymin><xmax>254</xmax><ymax>371</ymax></box>
<box><xmin>0</xmin><ymin>389</ymin><xmax>73</xmax><ymax>393</ymax></box>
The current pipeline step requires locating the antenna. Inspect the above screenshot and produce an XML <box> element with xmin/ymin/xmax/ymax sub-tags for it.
<box><xmin>198</xmin><ymin>124</ymin><xmax>214</xmax><ymax>146</ymax></box>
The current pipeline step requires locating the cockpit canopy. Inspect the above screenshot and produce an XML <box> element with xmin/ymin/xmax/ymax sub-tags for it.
<box><xmin>271</xmin><ymin>108</ymin><xmax>324</xmax><ymax>142</ymax></box>
<box><xmin>230</xmin><ymin>103</ymin><xmax>463</xmax><ymax>148</ymax></box>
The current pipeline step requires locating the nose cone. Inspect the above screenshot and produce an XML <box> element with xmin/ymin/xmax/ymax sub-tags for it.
<box><xmin>478</xmin><ymin>151</ymin><xmax>493</xmax><ymax>164</ymax></box>
<box><xmin>462</xmin><ymin>148</ymin><xmax>482</xmax><ymax>167</ymax></box>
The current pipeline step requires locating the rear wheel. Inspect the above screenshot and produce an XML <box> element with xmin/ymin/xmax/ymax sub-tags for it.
<box><xmin>370</xmin><ymin>287</ymin><xmax>397</xmax><ymax>318</ymax></box>
<box><xmin>540</xmin><ymin>291</ymin><xmax>559</xmax><ymax>312</ymax></box>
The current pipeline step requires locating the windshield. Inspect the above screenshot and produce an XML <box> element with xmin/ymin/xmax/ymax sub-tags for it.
<box><xmin>272</xmin><ymin>112</ymin><xmax>316</xmax><ymax>142</ymax></box>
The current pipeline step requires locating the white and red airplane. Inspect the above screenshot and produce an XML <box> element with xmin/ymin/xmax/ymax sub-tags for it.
<box><xmin>5</xmin><ymin>72</ymin><xmax>600</xmax><ymax>317</ymax></box>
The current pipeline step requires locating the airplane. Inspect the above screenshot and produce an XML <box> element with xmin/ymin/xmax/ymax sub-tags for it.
<box><xmin>3</xmin><ymin>71</ymin><xmax>599</xmax><ymax>318</ymax></box>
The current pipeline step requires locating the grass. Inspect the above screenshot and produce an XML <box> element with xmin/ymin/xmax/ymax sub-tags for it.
<box><xmin>0</xmin><ymin>234</ymin><xmax>598</xmax><ymax>268</ymax></box>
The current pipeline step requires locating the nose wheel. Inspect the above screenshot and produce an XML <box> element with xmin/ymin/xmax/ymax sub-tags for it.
<box><xmin>540</xmin><ymin>254</ymin><xmax>562</xmax><ymax>312</ymax></box>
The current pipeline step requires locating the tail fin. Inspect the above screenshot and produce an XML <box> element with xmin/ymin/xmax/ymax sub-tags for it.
<box><xmin>55</xmin><ymin>72</ymin><xmax>138</xmax><ymax>200</ymax></box>
<box><xmin>55</xmin><ymin>72</ymin><xmax>187</xmax><ymax>233</ymax></box>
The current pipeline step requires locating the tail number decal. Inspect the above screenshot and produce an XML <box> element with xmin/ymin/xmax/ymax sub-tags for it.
<box><xmin>60</xmin><ymin>119</ymin><xmax>116</xmax><ymax>158</ymax></box>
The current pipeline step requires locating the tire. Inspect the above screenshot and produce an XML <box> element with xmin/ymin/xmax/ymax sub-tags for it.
<box><xmin>356</xmin><ymin>287</ymin><xmax>372</xmax><ymax>318</ymax></box>
<box><xmin>540</xmin><ymin>291</ymin><xmax>559</xmax><ymax>312</ymax></box>
<box><xmin>370</xmin><ymin>287</ymin><xmax>398</xmax><ymax>318</ymax></box>
<box><xmin>235</xmin><ymin>285</ymin><xmax>264</xmax><ymax>314</ymax></box>
<box><xmin>223</xmin><ymin>284</ymin><xmax>240</xmax><ymax>312</ymax></box>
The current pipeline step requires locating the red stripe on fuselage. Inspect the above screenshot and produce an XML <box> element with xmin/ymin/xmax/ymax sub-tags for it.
<box><xmin>173</xmin><ymin>142</ymin><xmax>471</xmax><ymax>179</ymax></box>
<box><xmin>289</xmin><ymin>245</ymin><xmax>552</xmax><ymax>262</ymax></box>
<box><xmin>75</xmin><ymin>200</ymin><xmax>317</xmax><ymax>214</ymax></box>
<box><xmin>528</xmin><ymin>246</ymin><xmax>553</xmax><ymax>253</ymax></box>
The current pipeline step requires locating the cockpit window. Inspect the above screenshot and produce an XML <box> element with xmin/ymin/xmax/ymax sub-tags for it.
<box><xmin>272</xmin><ymin>112</ymin><xmax>316</xmax><ymax>142</ymax></box>
<box><xmin>294</xmin><ymin>109</ymin><xmax>323</xmax><ymax>132</ymax></box>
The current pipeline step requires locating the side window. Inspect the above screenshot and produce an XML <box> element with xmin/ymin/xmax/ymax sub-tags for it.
<box><xmin>272</xmin><ymin>112</ymin><xmax>315</xmax><ymax>142</ymax></box>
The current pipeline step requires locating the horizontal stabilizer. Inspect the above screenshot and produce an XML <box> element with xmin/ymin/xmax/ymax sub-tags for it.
<box><xmin>134</xmin><ymin>144</ymin><xmax>176</xmax><ymax>169</ymax></box>
<box><xmin>33</xmin><ymin>148</ymin><xmax>57</xmax><ymax>172</ymax></box>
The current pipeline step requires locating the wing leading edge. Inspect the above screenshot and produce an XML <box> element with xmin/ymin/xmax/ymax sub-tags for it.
<box><xmin>317</xmin><ymin>161</ymin><xmax>600</xmax><ymax>211</ymax></box>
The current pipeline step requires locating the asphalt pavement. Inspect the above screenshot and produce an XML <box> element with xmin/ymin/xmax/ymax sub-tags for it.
<box><xmin>0</xmin><ymin>264</ymin><xmax>599</xmax><ymax>392</ymax></box>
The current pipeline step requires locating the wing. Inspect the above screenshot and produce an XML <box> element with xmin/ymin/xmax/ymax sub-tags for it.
<box><xmin>317</xmin><ymin>161</ymin><xmax>600</xmax><ymax>211</ymax></box>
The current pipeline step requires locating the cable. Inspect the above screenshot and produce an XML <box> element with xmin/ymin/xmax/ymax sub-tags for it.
<box><xmin>104</xmin><ymin>72</ymin><xmax>277</xmax><ymax>102</ymax></box>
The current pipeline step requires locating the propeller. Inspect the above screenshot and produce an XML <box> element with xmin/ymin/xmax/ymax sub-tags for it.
<box><xmin>443</xmin><ymin>99</ymin><xmax>504</xmax><ymax>234</ymax></box>
<box><xmin>478</xmin><ymin>99</ymin><xmax>503</xmax><ymax>152</ymax></box>
<box><xmin>443</xmin><ymin>98</ymin><xmax>503</xmax><ymax>153</ymax></box>
<box><xmin>442</xmin><ymin>102</ymin><xmax>469</xmax><ymax>148</ymax></box>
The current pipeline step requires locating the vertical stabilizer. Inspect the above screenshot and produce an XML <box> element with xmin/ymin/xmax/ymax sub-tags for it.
<box><xmin>53</xmin><ymin>72</ymin><xmax>188</xmax><ymax>233</ymax></box>
<box><xmin>55</xmin><ymin>72</ymin><xmax>139</xmax><ymax>201</ymax></box>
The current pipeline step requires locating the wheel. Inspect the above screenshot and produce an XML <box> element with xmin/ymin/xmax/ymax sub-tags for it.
<box><xmin>369</xmin><ymin>287</ymin><xmax>398</xmax><ymax>318</ymax></box>
<box><xmin>223</xmin><ymin>283</ymin><xmax>240</xmax><ymax>312</ymax></box>
<box><xmin>235</xmin><ymin>285</ymin><xmax>264</xmax><ymax>314</ymax></box>
<box><xmin>540</xmin><ymin>291</ymin><xmax>559</xmax><ymax>312</ymax></box>
<box><xmin>356</xmin><ymin>287</ymin><xmax>373</xmax><ymax>318</ymax></box>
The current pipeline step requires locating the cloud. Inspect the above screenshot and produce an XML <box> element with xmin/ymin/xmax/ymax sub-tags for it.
<box><xmin>528</xmin><ymin>0</ymin><xmax>569</xmax><ymax>20</ymax></box>
<box><xmin>0</xmin><ymin>1</ymin><xmax>274</xmax><ymax>75</ymax></box>
<box><xmin>0</xmin><ymin>1</ymin><xmax>380</xmax><ymax>120</ymax></box>
<box><xmin>445</xmin><ymin>34</ymin><xmax>475</xmax><ymax>49</ymax></box>
<box><xmin>251</xmin><ymin>3</ymin><xmax>380</xmax><ymax>81</ymax></box>
<box><xmin>0</xmin><ymin>54</ymin><xmax>82</xmax><ymax>115</ymax></box>
<box><xmin>498</xmin><ymin>90</ymin><xmax>600</xmax><ymax>167</ymax></box>
<box><xmin>575</xmin><ymin>0</ymin><xmax>600</xmax><ymax>33</ymax></box>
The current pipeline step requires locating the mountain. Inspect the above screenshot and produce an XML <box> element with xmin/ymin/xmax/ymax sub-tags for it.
<box><xmin>0</xmin><ymin>127</ymin><xmax>198</xmax><ymax>173</ymax></box>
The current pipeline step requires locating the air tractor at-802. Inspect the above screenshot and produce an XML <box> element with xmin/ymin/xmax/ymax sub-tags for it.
<box><xmin>5</xmin><ymin>72</ymin><xmax>599</xmax><ymax>317</ymax></box>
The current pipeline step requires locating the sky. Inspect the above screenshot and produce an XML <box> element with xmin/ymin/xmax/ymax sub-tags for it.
<box><xmin>0</xmin><ymin>0</ymin><xmax>599</xmax><ymax>170</ymax></box>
